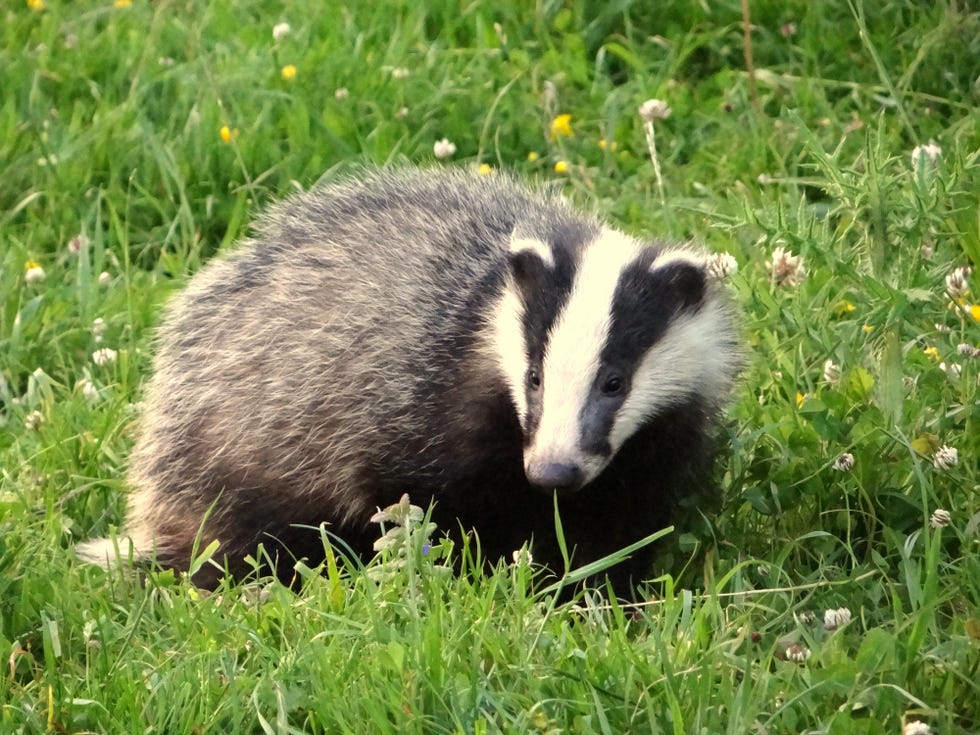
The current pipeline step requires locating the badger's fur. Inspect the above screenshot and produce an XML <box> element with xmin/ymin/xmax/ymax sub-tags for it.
<box><xmin>79</xmin><ymin>168</ymin><xmax>739</xmax><ymax>591</ymax></box>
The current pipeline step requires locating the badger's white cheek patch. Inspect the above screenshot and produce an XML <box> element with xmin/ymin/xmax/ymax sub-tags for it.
<box><xmin>490</xmin><ymin>289</ymin><xmax>530</xmax><ymax>426</ymax></box>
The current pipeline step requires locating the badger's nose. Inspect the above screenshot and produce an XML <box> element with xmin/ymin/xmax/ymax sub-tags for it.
<box><xmin>526</xmin><ymin>462</ymin><xmax>583</xmax><ymax>493</ymax></box>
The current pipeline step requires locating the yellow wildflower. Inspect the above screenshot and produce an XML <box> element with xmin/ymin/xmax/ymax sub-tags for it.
<box><xmin>598</xmin><ymin>139</ymin><xmax>618</xmax><ymax>151</ymax></box>
<box><xmin>478</xmin><ymin>163</ymin><xmax>493</xmax><ymax>176</ymax></box>
<box><xmin>549</xmin><ymin>114</ymin><xmax>573</xmax><ymax>141</ymax></box>
<box><xmin>969</xmin><ymin>304</ymin><xmax>980</xmax><ymax>322</ymax></box>
<box><xmin>862</xmin><ymin>325</ymin><xmax>874</xmax><ymax>333</ymax></box>
<box><xmin>923</xmin><ymin>346</ymin><xmax>940</xmax><ymax>361</ymax></box>
<box><xmin>833</xmin><ymin>300</ymin><xmax>856</xmax><ymax>317</ymax></box>
<box><xmin>219</xmin><ymin>125</ymin><xmax>239</xmax><ymax>143</ymax></box>
<box><xmin>114</xmin><ymin>0</ymin><xmax>132</xmax><ymax>7</ymax></box>
<box><xmin>281</xmin><ymin>64</ymin><xmax>297</xmax><ymax>81</ymax></box>
<box><xmin>27</xmin><ymin>0</ymin><xmax>45</xmax><ymax>10</ymax></box>
<box><xmin>25</xmin><ymin>259</ymin><xmax>41</xmax><ymax>271</ymax></box>
<box><xmin>527</xmin><ymin>151</ymin><xmax>539</xmax><ymax>162</ymax></box>
<box><xmin>554</xmin><ymin>160</ymin><xmax>568</xmax><ymax>174</ymax></box>
<box><xmin>796</xmin><ymin>392</ymin><xmax>806</xmax><ymax>407</ymax></box>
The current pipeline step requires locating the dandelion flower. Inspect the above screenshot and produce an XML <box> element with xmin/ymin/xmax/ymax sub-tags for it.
<box><xmin>766</xmin><ymin>247</ymin><xmax>805</xmax><ymax>287</ymax></box>
<box><xmin>823</xmin><ymin>607</ymin><xmax>852</xmax><ymax>630</ymax></box>
<box><xmin>549</xmin><ymin>114</ymin><xmax>573</xmax><ymax>140</ymax></box>
<box><xmin>598</xmin><ymin>138</ymin><xmax>618</xmax><ymax>151</ymax></box>
<box><xmin>785</xmin><ymin>643</ymin><xmax>811</xmax><ymax>663</ymax></box>
<box><xmin>970</xmin><ymin>304</ymin><xmax>980</xmax><ymax>322</ymax></box>
<box><xmin>272</xmin><ymin>22</ymin><xmax>291</xmax><ymax>41</ymax></box>
<box><xmin>334</xmin><ymin>87</ymin><xmax>349</xmax><ymax>101</ymax></box>
<box><xmin>280</xmin><ymin>64</ymin><xmax>297</xmax><ymax>81</ymax></box>
<box><xmin>27</xmin><ymin>0</ymin><xmax>45</xmax><ymax>10</ymax></box>
<box><xmin>219</xmin><ymin>125</ymin><xmax>238</xmax><ymax>143</ymax></box>
<box><xmin>527</xmin><ymin>151</ymin><xmax>540</xmax><ymax>162</ymax></box>
<box><xmin>433</xmin><ymin>138</ymin><xmax>456</xmax><ymax>159</ymax></box>
<box><xmin>24</xmin><ymin>260</ymin><xmax>46</xmax><ymax>286</ymax></box>
<box><xmin>92</xmin><ymin>347</ymin><xmax>118</xmax><ymax>366</ymax></box>
<box><xmin>932</xmin><ymin>444</ymin><xmax>957</xmax><ymax>471</ymax></box>
<box><xmin>638</xmin><ymin>100</ymin><xmax>670</xmax><ymax>204</ymax></box>
<box><xmin>706</xmin><ymin>253</ymin><xmax>738</xmax><ymax>279</ymax></box>
<box><xmin>945</xmin><ymin>266</ymin><xmax>971</xmax><ymax>298</ymax></box>
<box><xmin>113</xmin><ymin>0</ymin><xmax>132</xmax><ymax>7</ymax></box>
<box><xmin>478</xmin><ymin>163</ymin><xmax>493</xmax><ymax>176</ymax></box>
<box><xmin>554</xmin><ymin>160</ymin><xmax>569</xmax><ymax>174</ymax></box>
<box><xmin>929</xmin><ymin>509</ymin><xmax>951</xmax><ymax>528</ymax></box>
<box><xmin>832</xmin><ymin>453</ymin><xmax>854</xmax><ymax>472</ymax></box>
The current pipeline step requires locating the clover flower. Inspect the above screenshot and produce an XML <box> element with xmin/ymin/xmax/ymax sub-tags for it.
<box><xmin>784</xmin><ymin>643</ymin><xmax>811</xmax><ymax>663</ymax></box>
<box><xmin>706</xmin><ymin>253</ymin><xmax>738</xmax><ymax>279</ymax></box>
<box><xmin>391</xmin><ymin>67</ymin><xmax>410</xmax><ymax>80</ymax></box>
<box><xmin>91</xmin><ymin>317</ymin><xmax>106</xmax><ymax>341</ymax></box>
<box><xmin>911</xmin><ymin>142</ymin><xmax>941</xmax><ymax>170</ymax></box>
<box><xmin>272</xmin><ymin>22</ymin><xmax>291</xmax><ymax>41</ymax></box>
<box><xmin>433</xmin><ymin>138</ymin><xmax>456</xmax><ymax>159</ymax></box>
<box><xmin>98</xmin><ymin>271</ymin><xmax>111</xmax><ymax>287</ymax></box>
<box><xmin>67</xmin><ymin>234</ymin><xmax>89</xmax><ymax>254</ymax></box>
<box><xmin>932</xmin><ymin>444</ymin><xmax>957</xmax><ymax>471</ymax></box>
<box><xmin>903</xmin><ymin>721</ymin><xmax>931</xmax><ymax>735</ymax></box>
<box><xmin>929</xmin><ymin>509</ymin><xmax>951</xmax><ymax>528</ymax></box>
<box><xmin>25</xmin><ymin>410</ymin><xmax>44</xmax><ymax>431</ymax></box>
<box><xmin>334</xmin><ymin>87</ymin><xmax>349</xmax><ymax>101</ymax></box>
<box><xmin>766</xmin><ymin>247</ymin><xmax>805</xmax><ymax>287</ymax></box>
<box><xmin>92</xmin><ymin>348</ymin><xmax>117</xmax><ymax>367</ymax></box>
<box><xmin>956</xmin><ymin>343</ymin><xmax>980</xmax><ymax>359</ymax></box>
<box><xmin>823</xmin><ymin>607</ymin><xmax>852</xmax><ymax>630</ymax></box>
<box><xmin>638</xmin><ymin>99</ymin><xmax>670</xmax><ymax>204</ymax></box>
<box><xmin>24</xmin><ymin>260</ymin><xmax>46</xmax><ymax>286</ymax></box>
<box><xmin>945</xmin><ymin>266</ymin><xmax>971</xmax><ymax>298</ymax></box>
<box><xmin>832</xmin><ymin>453</ymin><xmax>854</xmax><ymax>472</ymax></box>
<box><xmin>823</xmin><ymin>359</ymin><xmax>841</xmax><ymax>386</ymax></box>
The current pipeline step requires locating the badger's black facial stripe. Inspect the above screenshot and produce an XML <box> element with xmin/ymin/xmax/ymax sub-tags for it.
<box><xmin>602</xmin><ymin>256</ymin><xmax>706</xmax><ymax>368</ymax></box>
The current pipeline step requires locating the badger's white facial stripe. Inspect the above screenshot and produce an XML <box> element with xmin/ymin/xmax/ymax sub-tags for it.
<box><xmin>491</xmin><ymin>287</ymin><xmax>530</xmax><ymax>424</ymax></box>
<box><xmin>525</xmin><ymin>229</ymin><xmax>644</xmax><ymax>485</ymax></box>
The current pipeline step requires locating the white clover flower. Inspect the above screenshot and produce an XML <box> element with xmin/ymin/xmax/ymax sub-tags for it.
<box><xmin>511</xmin><ymin>548</ymin><xmax>533</xmax><ymax>565</ymax></box>
<box><xmin>394</xmin><ymin>106</ymin><xmax>409</xmax><ymax>121</ymax></box>
<box><xmin>766</xmin><ymin>246</ymin><xmax>806</xmax><ymax>287</ymax></box>
<box><xmin>934</xmin><ymin>322</ymin><xmax>951</xmax><ymax>333</ymax></box>
<box><xmin>823</xmin><ymin>359</ymin><xmax>841</xmax><ymax>386</ymax></box>
<box><xmin>823</xmin><ymin>607</ymin><xmax>852</xmax><ymax>630</ymax></box>
<box><xmin>391</xmin><ymin>67</ymin><xmax>410</xmax><ymax>80</ymax></box>
<box><xmin>638</xmin><ymin>98</ymin><xmax>672</xmax><ymax>122</ymax></box>
<box><xmin>91</xmin><ymin>317</ymin><xmax>106</xmax><ymax>340</ymax></box>
<box><xmin>939</xmin><ymin>361</ymin><xmax>962</xmax><ymax>380</ymax></box>
<box><xmin>67</xmin><ymin>234</ymin><xmax>89</xmax><ymax>254</ymax></box>
<box><xmin>433</xmin><ymin>138</ymin><xmax>457</xmax><ymax>159</ymax></box>
<box><xmin>932</xmin><ymin>444</ymin><xmax>958</xmax><ymax>471</ymax></box>
<box><xmin>785</xmin><ymin>643</ymin><xmax>811</xmax><ymax>663</ymax></box>
<box><xmin>706</xmin><ymin>252</ymin><xmax>738</xmax><ymax>279</ymax></box>
<box><xmin>796</xmin><ymin>610</ymin><xmax>817</xmax><ymax>626</ymax></box>
<box><xmin>945</xmin><ymin>266</ymin><xmax>971</xmax><ymax>298</ymax></box>
<box><xmin>24</xmin><ymin>264</ymin><xmax>46</xmax><ymax>286</ymax></box>
<box><xmin>25</xmin><ymin>410</ymin><xmax>44</xmax><ymax>431</ymax></box>
<box><xmin>98</xmin><ymin>271</ymin><xmax>111</xmax><ymax>287</ymax></box>
<box><xmin>956</xmin><ymin>343</ymin><xmax>980</xmax><ymax>359</ymax></box>
<box><xmin>911</xmin><ymin>142</ymin><xmax>941</xmax><ymax>170</ymax></box>
<box><xmin>92</xmin><ymin>347</ymin><xmax>117</xmax><ymax>366</ymax></box>
<box><xmin>903</xmin><ymin>721</ymin><xmax>932</xmax><ymax>735</ymax></box>
<box><xmin>334</xmin><ymin>87</ymin><xmax>349</xmax><ymax>101</ymax></box>
<box><xmin>272</xmin><ymin>22</ymin><xmax>291</xmax><ymax>41</ymax></box>
<box><xmin>832</xmin><ymin>453</ymin><xmax>854</xmax><ymax>472</ymax></box>
<box><xmin>929</xmin><ymin>509</ymin><xmax>951</xmax><ymax>528</ymax></box>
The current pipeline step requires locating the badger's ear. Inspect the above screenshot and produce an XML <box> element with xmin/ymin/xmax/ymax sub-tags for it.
<box><xmin>648</xmin><ymin>252</ymin><xmax>707</xmax><ymax>313</ymax></box>
<box><xmin>506</xmin><ymin>236</ymin><xmax>555</xmax><ymax>295</ymax></box>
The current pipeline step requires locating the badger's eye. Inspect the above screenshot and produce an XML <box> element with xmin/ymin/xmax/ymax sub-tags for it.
<box><xmin>526</xmin><ymin>368</ymin><xmax>542</xmax><ymax>391</ymax></box>
<box><xmin>601</xmin><ymin>375</ymin><xmax>625</xmax><ymax>396</ymax></box>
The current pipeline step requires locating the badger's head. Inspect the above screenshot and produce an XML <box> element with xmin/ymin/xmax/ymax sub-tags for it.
<box><xmin>492</xmin><ymin>227</ymin><xmax>737</xmax><ymax>494</ymax></box>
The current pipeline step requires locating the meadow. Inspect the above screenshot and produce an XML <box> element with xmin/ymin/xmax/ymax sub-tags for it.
<box><xmin>1</xmin><ymin>0</ymin><xmax>978</xmax><ymax>732</ymax></box>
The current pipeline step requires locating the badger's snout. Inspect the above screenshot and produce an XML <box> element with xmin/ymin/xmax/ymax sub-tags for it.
<box><xmin>526</xmin><ymin>460</ymin><xmax>584</xmax><ymax>493</ymax></box>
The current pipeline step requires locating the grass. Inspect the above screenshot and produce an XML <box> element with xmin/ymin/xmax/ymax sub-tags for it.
<box><xmin>2</xmin><ymin>0</ymin><xmax>979</xmax><ymax>732</ymax></box>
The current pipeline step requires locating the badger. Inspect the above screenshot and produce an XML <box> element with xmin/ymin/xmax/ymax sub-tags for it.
<box><xmin>78</xmin><ymin>168</ymin><xmax>739</xmax><ymax>592</ymax></box>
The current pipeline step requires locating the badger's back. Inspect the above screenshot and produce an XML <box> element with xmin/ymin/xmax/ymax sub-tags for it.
<box><xmin>79</xmin><ymin>168</ymin><xmax>738</xmax><ymax>591</ymax></box>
